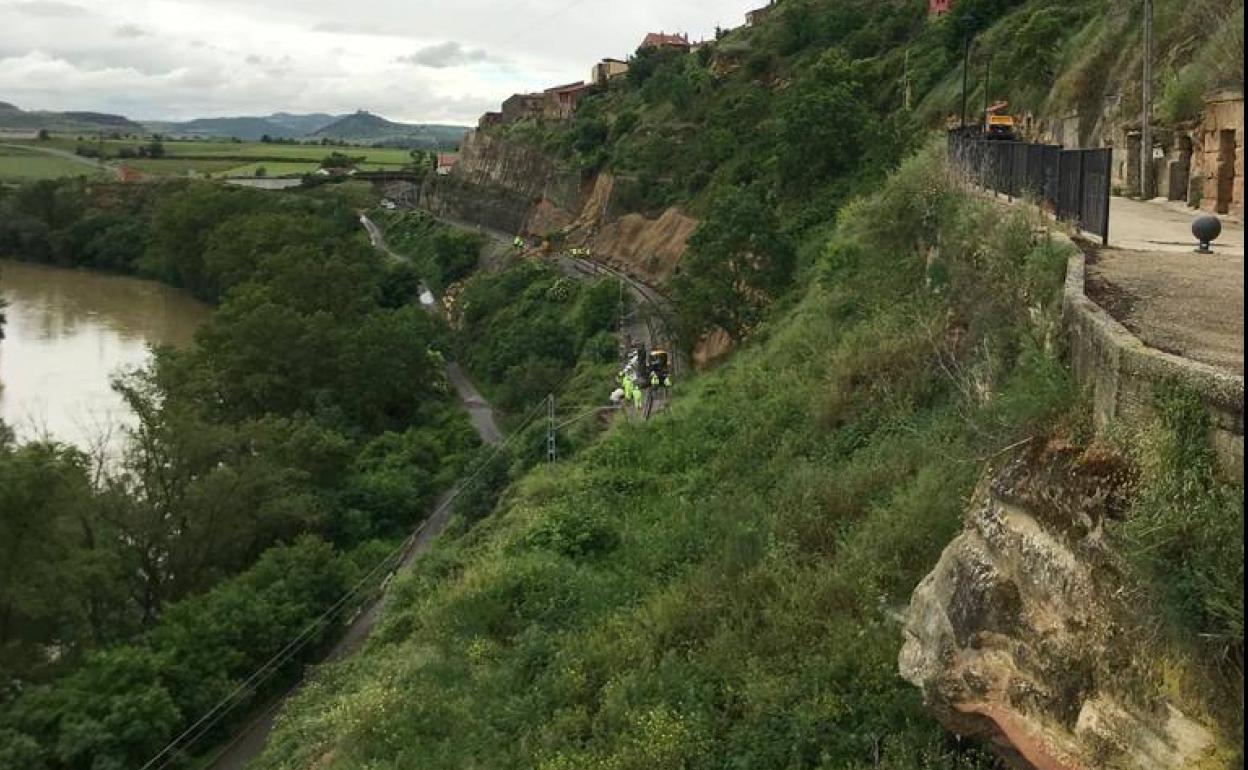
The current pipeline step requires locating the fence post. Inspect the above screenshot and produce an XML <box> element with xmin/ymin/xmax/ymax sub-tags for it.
<box><xmin>1101</xmin><ymin>149</ymin><xmax>1112</xmax><ymax>246</ymax></box>
<box><xmin>1075</xmin><ymin>150</ymin><xmax>1086</xmax><ymax>234</ymax></box>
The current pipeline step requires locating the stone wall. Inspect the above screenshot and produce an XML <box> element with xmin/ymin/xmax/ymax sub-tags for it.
<box><xmin>1196</xmin><ymin>90</ymin><xmax>1244</xmax><ymax>218</ymax></box>
<box><xmin>1062</xmin><ymin>237</ymin><xmax>1244</xmax><ymax>480</ymax></box>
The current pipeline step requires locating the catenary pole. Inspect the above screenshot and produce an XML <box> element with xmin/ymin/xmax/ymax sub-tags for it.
<box><xmin>1141</xmin><ymin>0</ymin><xmax>1154</xmax><ymax>199</ymax></box>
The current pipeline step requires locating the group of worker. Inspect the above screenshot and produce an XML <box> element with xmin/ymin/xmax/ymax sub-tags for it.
<box><xmin>611</xmin><ymin>346</ymin><xmax>672</xmax><ymax>412</ymax></box>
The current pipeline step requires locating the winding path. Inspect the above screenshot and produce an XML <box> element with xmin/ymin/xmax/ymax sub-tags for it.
<box><xmin>205</xmin><ymin>218</ymin><xmax>501</xmax><ymax>770</ymax></box>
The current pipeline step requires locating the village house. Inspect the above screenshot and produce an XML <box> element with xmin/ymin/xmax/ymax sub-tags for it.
<box><xmin>1196</xmin><ymin>89</ymin><xmax>1244</xmax><ymax>217</ymax></box>
<box><xmin>639</xmin><ymin>31</ymin><xmax>690</xmax><ymax>51</ymax></box>
<box><xmin>500</xmin><ymin>92</ymin><xmax>546</xmax><ymax>124</ymax></box>
<box><xmin>745</xmin><ymin>2</ymin><xmax>775</xmax><ymax>26</ymax></box>
<box><xmin>543</xmin><ymin>81</ymin><xmax>594</xmax><ymax>120</ymax></box>
<box><xmin>477</xmin><ymin>111</ymin><xmax>503</xmax><ymax>130</ymax></box>
<box><xmin>929</xmin><ymin>0</ymin><xmax>953</xmax><ymax>16</ymax></box>
<box><xmin>436</xmin><ymin>152</ymin><xmax>460</xmax><ymax>176</ymax></box>
<box><xmin>591</xmin><ymin>58</ymin><xmax>629</xmax><ymax>86</ymax></box>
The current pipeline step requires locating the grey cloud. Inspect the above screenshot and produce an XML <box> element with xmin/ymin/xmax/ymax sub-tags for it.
<box><xmin>311</xmin><ymin>20</ymin><xmax>393</xmax><ymax>36</ymax></box>
<box><xmin>10</xmin><ymin>1</ymin><xmax>85</xmax><ymax>17</ymax></box>
<box><xmin>397</xmin><ymin>41</ymin><xmax>490</xmax><ymax>69</ymax></box>
<box><xmin>113</xmin><ymin>24</ymin><xmax>148</xmax><ymax>38</ymax></box>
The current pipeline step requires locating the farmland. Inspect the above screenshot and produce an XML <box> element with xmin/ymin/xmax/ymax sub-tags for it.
<box><xmin>1</xmin><ymin>135</ymin><xmax>415</xmax><ymax>181</ymax></box>
<box><xmin>0</xmin><ymin>144</ymin><xmax>106</xmax><ymax>181</ymax></box>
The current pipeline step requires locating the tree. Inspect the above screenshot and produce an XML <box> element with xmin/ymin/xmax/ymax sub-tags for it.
<box><xmin>775</xmin><ymin>50</ymin><xmax>870</xmax><ymax>194</ymax></box>
<box><xmin>673</xmin><ymin>185</ymin><xmax>794</xmax><ymax>342</ymax></box>
<box><xmin>0</xmin><ymin>442</ymin><xmax>99</xmax><ymax>682</ymax></box>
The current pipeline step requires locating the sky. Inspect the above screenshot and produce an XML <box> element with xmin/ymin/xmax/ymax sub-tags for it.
<box><xmin>0</xmin><ymin>0</ymin><xmax>761</xmax><ymax>124</ymax></box>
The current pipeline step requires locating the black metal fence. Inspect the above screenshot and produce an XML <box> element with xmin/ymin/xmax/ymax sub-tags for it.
<box><xmin>947</xmin><ymin>129</ymin><xmax>1112</xmax><ymax>245</ymax></box>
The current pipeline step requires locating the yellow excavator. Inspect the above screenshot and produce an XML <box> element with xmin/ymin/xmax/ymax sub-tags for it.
<box><xmin>983</xmin><ymin>101</ymin><xmax>1016</xmax><ymax>140</ymax></box>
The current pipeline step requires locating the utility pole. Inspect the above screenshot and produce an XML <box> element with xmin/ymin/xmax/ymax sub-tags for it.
<box><xmin>903</xmin><ymin>49</ymin><xmax>912</xmax><ymax>111</ymax></box>
<box><xmin>983</xmin><ymin>50</ymin><xmax>992</xmax><ymax>131</ymax></box>
<box><xmin>546</xmin><ymin>394</ymin><xmax>556</xmax><ymax>464</ymax></box>
<box><xmin>1141</xmin><ymin>0</ymin><xmax>1154</xmax><ymax>199</ymax></box>
<box><xmin>960</xmin><ymin>35</ymin><xmax>971</xmax><ymax>128</ymax></box>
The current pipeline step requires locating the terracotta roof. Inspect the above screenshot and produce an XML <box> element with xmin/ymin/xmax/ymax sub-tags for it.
<box><xmin>640</xmin><ymin>31</ymin><xmax>689</xmax><ymax>48</ymax></box>
<box><xmin>544</xmin><ymin>81</ymin><xmax>590</xmax><ymax>94</ymax></box>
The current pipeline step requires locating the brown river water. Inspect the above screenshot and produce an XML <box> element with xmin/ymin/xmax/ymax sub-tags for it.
<box><xmin>0</xmin><ymin>259</ymin><xmax>210</xmax><ymax>449</ymax></box>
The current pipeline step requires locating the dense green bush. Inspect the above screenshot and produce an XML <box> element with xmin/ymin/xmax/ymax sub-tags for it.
<box><xmin>0</xmin><ymin>536</ymin><xmax>380</xmax><ymax>770</ymax></box>
<box><xmin>251</xmin><ymin>146</ymin><xmax>1078</xmax><ymax>770</ymax></box>
<box><xmin>0</xmin><ymin>179</ymin><xmax>478</xmax><ymax>767</ymax></box>
<box><xmin>372</xmin><ymin>210</ymin><xmax>485</xmax><ymax>295</ymax></box>
<box><xmin>1124</xmin><ymin>384</ymin><xmax>1245</xmax><ymax>659</ymax></box>
<box><xmin>456</xmin><ymin>263</ymin><xmax>618</xmax><ymax>413</ymax></box>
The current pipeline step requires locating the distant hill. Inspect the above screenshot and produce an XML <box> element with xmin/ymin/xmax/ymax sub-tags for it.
<box><xmin>265</xmin><ymin>112</ymin><xmax>340</xmax><ymax>134</ymax></box>
<box><xmin>1</xmin><ymin>101</ymin><xmax>466</xmax><ymax>148</ymax></box>
<box><xmin>310</xmin><ymin>110</ymin><xmax>467</xmax><ymax>149</ymax></box>
<box><xmin>156</xmin><ymin>116</ymin><xmax>303</xmax><ymax>141</ymax></box>
<box><xmin>0</xmin><ymin>101</ymin><xmax>146</xmax><ymax>134</ymax></box>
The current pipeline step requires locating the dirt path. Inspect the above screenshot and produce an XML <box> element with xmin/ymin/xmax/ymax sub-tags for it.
<box><xmin>1080</xmin><ymin>198</ymin><xmax>1245</xmax><ymax>375</ymax></box>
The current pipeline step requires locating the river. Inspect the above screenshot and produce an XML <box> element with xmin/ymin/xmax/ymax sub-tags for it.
<box><xmin>0</xmin><ymin>259</ymin><xmax>210</xmax><ymax>450</ymax></box>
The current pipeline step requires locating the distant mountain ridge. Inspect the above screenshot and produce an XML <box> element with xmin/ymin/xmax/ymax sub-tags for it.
<box><xmin>0</xmin><ymin>101</ymin><xmax>466</xmax><ymax>148</ymax></box>
<box><xmin>308</xmin><ymin>110</ymin><xmax>467</xmax><ymax>147</ymax></box>
<box><xmin>0</xmin><ymin>101</ymin><xmax>145</xmax><ymax>133</ymax></box>
<box><xmin>150</xmin><ymin>110</ymin><xmax>466</xmax><ymax>147</ymax></box>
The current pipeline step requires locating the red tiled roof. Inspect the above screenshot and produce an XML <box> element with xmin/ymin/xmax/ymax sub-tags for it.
<box><xmin>544</xmin><ymin>81</ymin><xmax>590</xmax><ymax>94</ymax></box>
<box><xmin>640</xmin><ymin>31</ymin><xmax>689</xmax><ymax>48</ymax></box>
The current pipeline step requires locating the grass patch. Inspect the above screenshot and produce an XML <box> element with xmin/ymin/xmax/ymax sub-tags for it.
<box><xmin>0</xmin><ymin>146</ymin><xmax>104</xmax><ymax>181</ymax></box>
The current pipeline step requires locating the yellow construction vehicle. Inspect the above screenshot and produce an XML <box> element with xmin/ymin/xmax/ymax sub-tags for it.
<box><xmin>983</xmin><ymin>101</ymin><xmax>1015</xmax><ymax>140</ymax></box>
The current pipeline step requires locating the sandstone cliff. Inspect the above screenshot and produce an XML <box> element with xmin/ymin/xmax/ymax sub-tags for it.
<box><xmin>900</xmin><ymin>441</ymin><xmax>1223</xmax><ymax>770</ymax></box>
<box><xmin>420</xmin><ymin>130</ymin><xmax>698</xmax><ymax>286</ymax></box>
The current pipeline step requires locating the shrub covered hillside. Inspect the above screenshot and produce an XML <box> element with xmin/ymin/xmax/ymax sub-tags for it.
<box><xmin>251</xmin><ymin>147</ymin><xmax>1098</xmax><ymax>768</ymax></box>
<box><xmin>0</xmin><ymin>180</ymin><xmax>480</xmax><ymax>769</ymax></box>
<box><xmin>502</xmin><ymin>0</ymin><xmax>1240</xmax><ymax>348</ymax></box>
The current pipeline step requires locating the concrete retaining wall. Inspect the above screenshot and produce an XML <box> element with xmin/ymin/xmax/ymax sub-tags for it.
<box><xmin>1062</xmin><ymin>237</ymin><xmax>1244</xmax><ymax>480</ymax></box>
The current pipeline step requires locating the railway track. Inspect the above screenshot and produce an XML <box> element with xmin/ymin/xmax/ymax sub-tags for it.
<box><xmin>408</xmin><ymin>208</ymin><xmax>684</xmax><ymax>417</ymax></box>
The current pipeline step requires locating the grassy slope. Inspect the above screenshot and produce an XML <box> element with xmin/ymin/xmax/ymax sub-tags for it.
<box><xmin>0</xmin><ymin>146</ymin><xmax>105</xmax><ymax>182</ymax></box>
<box><xmin>253</xmin><ymin>148</ymin><xmax>1080</xmax><ymax>769</ymax></box>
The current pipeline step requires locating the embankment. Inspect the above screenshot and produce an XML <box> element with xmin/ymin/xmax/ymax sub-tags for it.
<box><xmin>1062</xmin><ymin>237</ymin><xmax>1244</xmax><ymax>481</ymax></box>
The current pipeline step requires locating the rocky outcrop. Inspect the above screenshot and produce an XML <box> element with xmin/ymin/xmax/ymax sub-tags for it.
<box><xmin>421</xmin><ymin>130</ymin><xmax>699</xmax><ymax>287</ymax></box>
<box><xmin>900</xmin><ymin>441</ymin><xmax>1220</xmax><ymax>770</ymax></box>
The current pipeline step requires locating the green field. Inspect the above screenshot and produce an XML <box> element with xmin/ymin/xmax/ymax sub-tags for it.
<box><xmin>123</xmin><ymin>157</ymin><xmax>241</xmax><ymax>175</ymax></box>
<box><xmin>23</xmin><ymin>136</ymin><xmax>413</xmax><ymax>162</ymax></box>
<box><xmin>4</xmin><ymin>136</ymin><xmax>416</xmax><ymax>179</ymax></box>
<box><xmin>220</xmin><ymin>161</ymin><xmax>323</xmax><ymax>177</ymax></box>
<box><xmin>0</xmin><ymin>145</ymin><xmax>106</xmax><ymax>181</ymax></box>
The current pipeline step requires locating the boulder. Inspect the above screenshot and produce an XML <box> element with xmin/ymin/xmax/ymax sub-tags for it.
<box><xmin>899</xmin><ymin>442</ymin><xmax>1218</xmax><ymax>770</ymax></box>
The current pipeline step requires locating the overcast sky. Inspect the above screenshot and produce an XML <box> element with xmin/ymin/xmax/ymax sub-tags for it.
<box><xmin>0</xmin><ymin>0</ymin><xmax>760</xmax><ymax>124</ymax></box>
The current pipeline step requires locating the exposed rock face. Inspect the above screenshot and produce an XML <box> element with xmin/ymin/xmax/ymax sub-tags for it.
<box><xmin>899</xmin><ymin>442</ymin><xmax>1218</xmax><ymax>770</ymax></box>
<box><xmin>421</xmin><ymin>130</ymin><xmax>698</xmax><ymax>288</ymax></box>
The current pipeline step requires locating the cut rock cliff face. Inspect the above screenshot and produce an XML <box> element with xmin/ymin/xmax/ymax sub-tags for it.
<box><xmin>421</xmin><ymin>130</ymin><xmax>698</xmax><ymax>286</ymax></box>
<box><xmin>899</xmin><ymin>442</ymin><xmax>1220</xmax><ymax>770</ymax></box>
